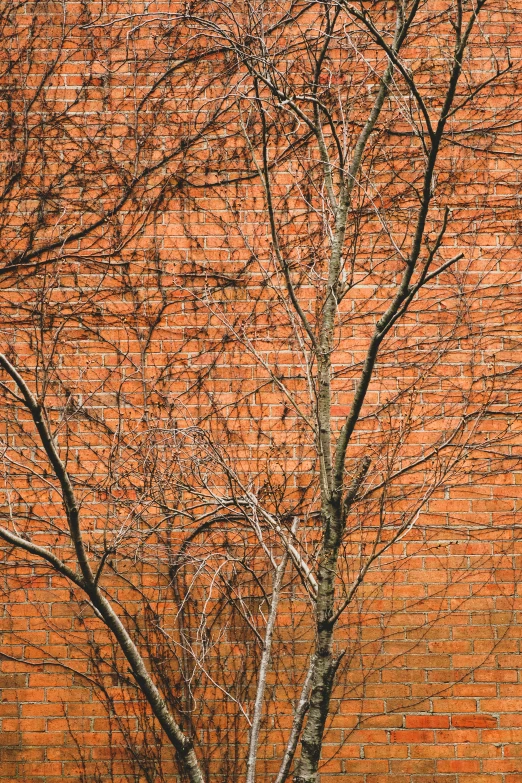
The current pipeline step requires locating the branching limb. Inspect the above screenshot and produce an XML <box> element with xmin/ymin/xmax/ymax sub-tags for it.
<box><xmin>246</xmin><ymin>544</ymin><xmax>290</xmax><ymax>783</ymax></box>
<box><xmin>0</xmin><ymin>354</ymin><xmax>94</xmax><ymax>583</ymax></box>
<box><xmin>0</xmin><ymin>524</ymin><xmax>85</xmax><ymax>588</ymax></box>
<box><xmin>274</xmin><ymin>655</ymin><xmax>316</xmax><ymax>783</ymax></box>
<box><xmin>0</xmin><ymin>355</ymin><xmax>206</xmax><ymax>783</ymax></box>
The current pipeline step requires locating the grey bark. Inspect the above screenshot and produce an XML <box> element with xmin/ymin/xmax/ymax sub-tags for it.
<box><xmin>293</xmin><ymin>4</ymin><xmax>482</xmax><ymax>782</ymax></box>
<box><xmin>246</xmin><ymin>549</ymin><xmax>289</xmax><ymax>783</ymax></box>
<box><xmin>0</xmin><ymin>354</ymin><xmax>206</xmax><ymax>783</ymax></box>
<box><xmin>293</xmin><ymin>461</ymin><xmax>369</xmax><ymax>783</ymax></box>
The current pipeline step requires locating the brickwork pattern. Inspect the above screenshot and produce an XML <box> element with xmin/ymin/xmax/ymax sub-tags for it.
<box><xmin>1</xmin><ymin>1</ymin><xmax>522</xmax><ymax>782</ymax></box>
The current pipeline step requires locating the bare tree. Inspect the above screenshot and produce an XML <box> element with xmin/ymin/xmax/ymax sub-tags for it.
<box><xmin>1</xmin><ymin>1</ymin><xmax>522</xmax><ymax>782</ymax></box>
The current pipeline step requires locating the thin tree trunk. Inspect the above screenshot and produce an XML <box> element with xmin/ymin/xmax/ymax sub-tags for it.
<box><xmin>292</xmin><ymin>507</ymin><xmax>343</xmax><ymax>783</ymax></box>
<box><xmin>246</xmin><ymin>548</ymin><xmax>289</xmax><ymax>783</ymax></box>
<box><xmin>294</xmin><ymin>461</ymin><xmax>369</xmax><ymax>783</ymax></box>
<box><xmin>274</xmin><ymin>656</ymin><xmax>315</xmax><ymax>783</ymax></box>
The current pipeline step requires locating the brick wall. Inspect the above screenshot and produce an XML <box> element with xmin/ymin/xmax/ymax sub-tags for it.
<box><xmin>1</xmin><ymin>1</ymin><xmax>522</xmax><ymax>782</ymax></box>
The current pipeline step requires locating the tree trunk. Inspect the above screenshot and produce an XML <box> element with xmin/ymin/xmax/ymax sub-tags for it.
<box><xmin>293</xmin><ymin>502</ymin><xmax>342</xmax><ymax>783</ymax></box>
